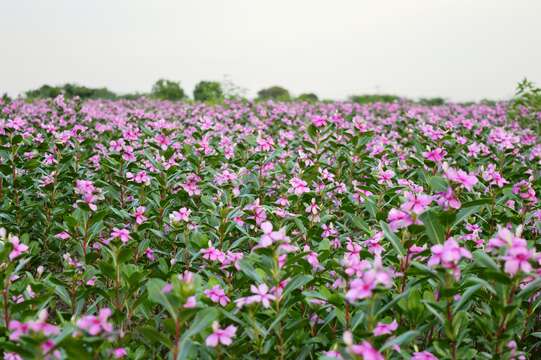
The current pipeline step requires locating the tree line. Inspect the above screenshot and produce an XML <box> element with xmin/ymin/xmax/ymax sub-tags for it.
<box><xmin>16</xmin><ymin>79</ymin><xmax>450</xmax><ymax>104</ymax></box>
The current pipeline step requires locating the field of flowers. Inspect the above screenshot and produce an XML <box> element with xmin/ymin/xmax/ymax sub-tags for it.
<box><xmin>0</xmin><ymin>95</ymin><xmax>540</xmax><ymax>359</ymax></box>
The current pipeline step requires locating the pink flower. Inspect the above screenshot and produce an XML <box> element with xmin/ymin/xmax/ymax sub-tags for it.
<box><xmin>346</xmin><ymin>276</ymin><xmax>376</xmax><ymax>302</ymax></box>
<box><xmin>401</xmin><ymin>191</ymin><xmax>432</xmax><ymax>214</ymax></box>
<box><xmin>184</xmin><ymin>296</ymin><xmax>197</xmax><ymax>308</ymax></box>
<box><xmin>204</xmin><ymin>285</ymin><xmax>230</xmax><ymax>306</ymax></box>
<box><xmin>201</xmin><ymin>243</ymin><xmax>226</xmax><ymax>262</ymax></box>
<box><xmin>162</xmin><ymin>283</ymin><xmax>173</xmax><ymax>294</ymax></box>
<box><xmin>133</xmin><ymin>206</ymin><xmax>147</xmax><ymax>224</ymax></box>
<box><xmin>205</xmin><ymin>322</ymin><xmax>237</xmax><ymax>347</ymax></box>
<box><xmin>411</xmin><ymin>351</ymin><xmax>438</xmax><ymax>360</ymax></box>
<box><xmin>256</xmin><ymin>221</ymin><xmax>289</xmax><ymax>249</ymax></box>
<box><xmin>373</xmin><ymin>319</ymin><xmax>398</xmax><ymax>336</ymax></box>
<box><xmin>4</xmin><ymin>352</ymin><xmax>23</xmax><ymax>360</ymax></box>
<box><xmin>323</xmin><ymin>350</ymin><xmax>343</xmax><ymax>359</ymax></box>
<box><xmin>8</xmin><ymin>236</ymin><xmax>29</xmax><ymax>261</ymax></box>
<box><xmin>311</xmin><ymin>115</ymin><xmax>327</xmax><ymax>127</ymax></box>
<box><xmin>428</xmin><ymin>238</ymin><xmax>472</xmax><ymax>279</ymax></box>
<box><xmin>412</xmin><ymin>351</ymin><xmax>439</xmax><ymax>360</ymax></box>
<box><xmin>55</xmin><ymin>231</ymin><xmax>71</xmax><ymax>240</ymax></box>
<box><xmin>76</xmin><ymin>308</ymin><xmax>113</xmax><ymax>336</ymax></box>
<box><xmin>110</xmin><ymin>228</ymin><xmax>130</xmax><ymax>244</ymax></box>
<box><xmin>423</xmin><ymin>147</ymin><xmax>447</xmax><ymax>163</ymax></box>
<box><xmin>249</xmin><ymin>283</ymin><xmax>276</xmax><ymax>308</ymax></box>
<box><xmin>445</xmin><ymin>167</ymin><xmax>478</xmax><ymax>191</ymax></box>
<box><xmin>350</xmin><ymin>340</ymin><xmax>384</xmax><ymax>360</ymax></box>
<box><xmin>436</xmin><ymin>187</ymin><xmax>461</xmax><ymax>210</ymax></box>
<box><xmin>387</xmin><ymin>208</ymin><xmax>414</xmax><ymax>231</ymax></box>
<box><xmin>503</xmin><ymin>244</ymin><xmax>533</xmax><ymax>276</ymax></box>
<box><xmin>113</xmin><ymin>348</ymin><xmax>127</xmax><ymax>358</ymax></box>
<box><xmin>289</xmin><ymin>177</ymin><xmax>310</xmax><ymax>195</ymax></box>
<box><xmin>377</xmin><ymin>169</ymin><xmax>395</xmax><ymax>186</ymax></box>
<box><xmin>305</xmin><ymin>198</ymin><xmax>320</xmax><ymax>215</ymax></box>
<box><xmin>169</xmin><ymin>207</ymin><xmax>191</xmax><ymax>223</ymax></box>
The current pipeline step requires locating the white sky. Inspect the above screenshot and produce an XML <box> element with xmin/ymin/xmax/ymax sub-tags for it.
<box><xmin>1</xmin><ymin>0</ymin><xmax>540</xmax><ymax>101</ymax></box>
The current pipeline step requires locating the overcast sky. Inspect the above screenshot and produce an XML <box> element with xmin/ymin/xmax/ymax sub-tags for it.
<box><xmin>1</xmin><ymin>0</ymin><xmax>540</xmax><ymax>101</ymax></box>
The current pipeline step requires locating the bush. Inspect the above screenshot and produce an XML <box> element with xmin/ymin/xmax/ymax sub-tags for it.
<box><xmin>297</xmin><ymin>93</ymin><xmax>319</xmax><ymax>102</ymax></box>
<box><xmin>419</xmin><ymin>97</ymin><xmax>446</xmax><ymax>106</ymax></box>
<box><xmin>257</xmin><ymin>86</ymin><xmax>290</xmax><ymax>101</ymax></box>
<box><xmin>151</xmin><ymin>79</ymin><xmax>186</xmax><ymax>101</ymax></box>
<box><xmin>349</xmin><ymin>94</ymin><xmax>401</xmax><ymax>104</ymax></box>
<box><xmin>25</xmin><ymin>84</ymin><xmax>117</xmax><ymax>100</ymax></box>
<box><xmin>193</xmin><ymin>81</ymin><xmax>224</xmax><ymax>102</ymax></box>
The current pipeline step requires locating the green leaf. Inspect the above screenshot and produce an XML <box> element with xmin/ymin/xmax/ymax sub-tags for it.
<box><xmin>473</xmin><ymin>250</ymin><xmax>500</xmax><ymax>272</ymax></box>
<box><xmin>420</xmin><ymin>210</ymin><xmax>445</xmax><ymax>244</ymax></box>
<box><xmin>380</xmin><ymin>221</ymin><xmax>405</xmax><ymax>256</ymax></box>
<box><xmin>428</xmin><ymin>176</ymin><xmax>448</xmax><ymax>192</ymax></box>
<box><xmin>453</xmin><ymin>284</ymin><xmax>482</xmax><ymax>312</ymax></box>
<box><xmin>381</xmin><ymin>330</ymin><xmax>420</xmax><ymax>351</ymax></box>
<box><xmin>452</xmin><ymin>205</ymin><xmax>481</xmax><ymax>228</ymax></box>
<box><xmin>282</xmin><ymin>275</ymin><xmax>313</xmax><ymax>299</ymax></box>
<box><xmin>177</xmin><ymin>307</ymin><xmax>219</xmax><ymax>360</ymax></box>
<box><xmin>238</xmin><ymin>258</ymin><xmax>264</xmax><ymax>283</ymax></box>
<box><xmin>146</xmin><ymin>278</ymin><xmax>178</xmax><ymax>321</ymax></box>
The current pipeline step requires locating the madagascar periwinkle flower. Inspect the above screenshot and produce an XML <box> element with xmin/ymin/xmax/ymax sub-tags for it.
<box><xmin>428</xmin><ymin>238</ymin><xmax>472</xmax><ymax>279</ymax></box>
<box><xmin>76</xmin><ymin>308</ymin><xmax>113</xmax><ymax>336</ymax></box>
<box><xmin>373</xmin><ymin>319</ymin><xmax>398</xmax><ymax>336</ymax></box>
<box><xmin>411</xmin><ymin>351</ymin><xmax>439</xmax><ymax>360</ymax></box>
<box><xmin>8</xmin><ymin>235</ymin><xmax>29</xmax><ymax>261</ymax></box>
<box><xmin>2</xmin><ymin>94</ymin><xmax>541</xmax><ymax>358</ymax></box>
<box><xmin>204</xmin><ymin>285</ymin><xmax>230</xmax><ymax>306</ymax></box>
<box><xmin>205</xmin><ymin>321</ymin><xmax>237</xmax><ymax>347</ymax></box>
<box><xmin>110</xmin><ymin>227</ymin><xmax>130</xmax><ymax>244</ymax></box>
<box><xmin>444</xmin><ymin>166</ymin><xmax>478</xmax><ymax>191</ymax></box>
<box><xmin>289</xmin><ymin>177</ymin><xmax>310</xmax><ymax>195</ymax></box>
<box><xmin>169</xmin><ymin>207</ymin><xmax>191</xmax><ymax>223</ymax></box>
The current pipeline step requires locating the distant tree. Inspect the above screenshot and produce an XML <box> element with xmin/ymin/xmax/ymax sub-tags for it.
<box><xmin>297</xmin><ymin>93</ymin><xmax>319</xmax><ymax>102</ymax></box>
<box><xmin>25</xmin><ymin>85</ymin><xmax>62</xmax><ymax>99</ymax></box>
<box><xmin>348</xmin><ymin>94</ymin><xmax>401</xmax><ymax>104</ymax></box>
<box><xmin>25</xmin><ymin>84</ymin><xmax>117</xmax><ymax>100</ymax></box>
<box><xmin>257</xmin><ymin>86</ymin><xmax>290</xmax><ymax>101</ymax></box>
<box><xmin>151</xmin><ymin>79</ymin><xmax>186</xmax><ymax>100</ymax></box>
<box><xmin>193</xmin><ymin>81</ymin><xmax>223</xmax><ymax>102</ymax></box>
<box><xmin>419</xmin><ymin>97</ymin><xmax>445</xmax><ymax>106</ymax></box>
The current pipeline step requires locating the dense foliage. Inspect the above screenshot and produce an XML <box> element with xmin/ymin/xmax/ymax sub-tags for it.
<box><xmin>25</xmin><ymin>84</ymin><xmax>117</xmax><ymax>100</ymax></box>
<box><xmin>256</xmin><ymin>86</ymin><xmax>291</xmax><ymax>101</ymax></box>
<box><xmin>193</xmin><ymin>82</ymin><xmax>224</xmax><ymax>103</ymax></box>
<box><xmin>151</xmin><ymin>80</ymin><xmax>186</xmax><ymax>101</ymax></box>
<box><xmin>0</xmin><ymin>95</ymin><xmax>541</xmax><ymax>359</ymax></box>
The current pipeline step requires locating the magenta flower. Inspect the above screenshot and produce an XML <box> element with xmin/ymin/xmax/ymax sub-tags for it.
<box><xmin>205</xmin><ymin>321</ymin><xmax>237</xmax><ymax>347</ymax></box>
<box><xmin>249</xmin><ymin>283</ymin><xmax>276</xmax><ymax>308</ymax></box>
<box><xmin>423</xmin><ymin>147</ymin><xmax>447</xmax><ymax>163</ymax></box>
<box><xmin>112</xmin><ymin>348</ymin><xmax>127</xmax><ymax>358</ymax></box>
<box><xmin>387</xmin><ymin>208</ymin><xmax>414</xmax><ymax>231</ymax></box>
<box><xmin>110</xmin><ymin>228</ymin><xmax>130</xmax><ymax>244</ymax></box>
<box><xmin>8</xmin><ymin>236</ymin><xmax>29</xmax><ymax>261</ymax></box>
<box><xmin>373</xmin><ymin>319</ymin><xmax>398</xmax><ymax>336</ymax></box>
<box><xmin>350</xmin><ymin>340</ymin><xmax>384</xmax><ymax>360</ymax></box>
<box><xmin>289</xmin><ymin>177</ymin><xmax>310</xmax><ymax>195</ymax></box>
<box><xmin>133</xmin><ymin>206</ymin><xmax>147</xmax><ymax>224</ymax></box>
<box><xmin>401</xmin><ymin>191</ymin><xmax>432</xmax><ymax>214</ymax></box>
<box><xmin>444</xmin><ymin>167</ymin><xmax>478</xmax><ymax>191</ymax></box>
<box><xmin>411</xmin><ymin>351</ymin><xmax>439</xmax><ymax>360</ymax></box>
<box><xmin>428</xmin><ymin>238</ymin><xmax>472</xmax><ymax>279</ymax></box>
<box><xmin>76</xmin><ymin>308</ymin><xmax>113</xmax><ymax>336</ymax></box>
<box><xmin>503</xmin><ymin>244</ymin><xmax>533</xmax><ymax>276</ymax></box>
<box><xmin>204</xmin><ymin>285</ymin><xmax>230</xmax><ymax>306</ymax></box>
<box><xmin>169</xmin><ymin>207</ymin><xmax>191</xmax><ymax>223</ymax></box>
